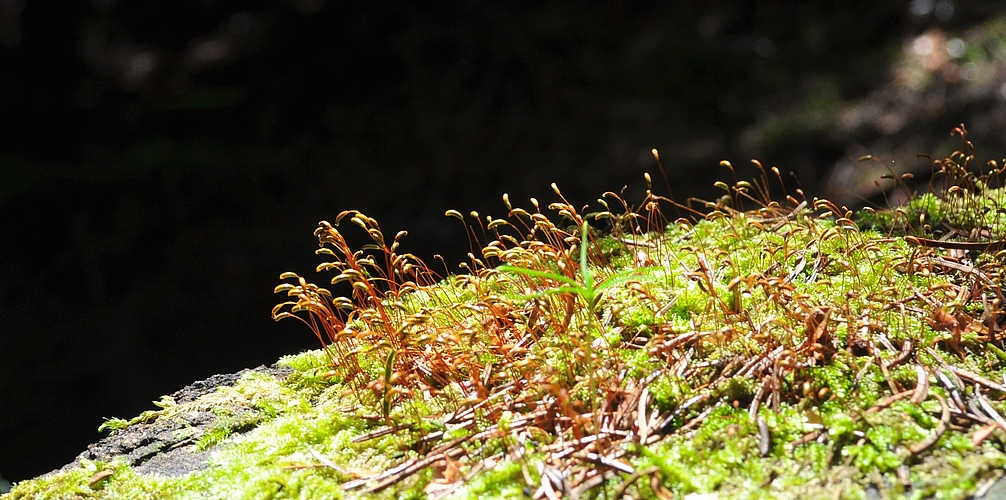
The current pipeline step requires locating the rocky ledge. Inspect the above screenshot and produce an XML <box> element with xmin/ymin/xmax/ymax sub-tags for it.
<box><xmin>61</xmin><ymin>365</ymin><xmax>293</xmax><ymax>478</ymax></box>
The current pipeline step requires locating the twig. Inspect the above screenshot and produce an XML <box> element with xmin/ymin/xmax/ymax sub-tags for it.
<box><xmin>924</xmin><ymin>255</ymin><xmax>1005</xmax><ymax>305</ymax></box>
<box><xmin>976</xmin><ymin>386</ymin><xmax>1006</xmax><ymax>431</ymax></box>
<box><xmin>909</xmin><ymin>394</ymin><xmax>949</xmax><ymax>455</ymax></box>
<box><xmin>789</xmin><ymin>429</ymin><xmax>824</xmax><ymax>448</ymax></box>
<box><xmin>911</xmin><ymin>364</ymin><xmax>929</xmax><ymax>405</ymax></box>
<box><xmin>679</xmin><ymin>401</ymin><xmax>719</xmax><ymax>433</ymax></box>
<box><xmin>883</xmin><ymin>340</ymin><xmax>913</xmax><ymax>370</ymax></box>
<box><xmin>658</xmin><ymin>393</ymin><xmax>711</xmax><ymax>433</ymax></box>
<box><xmin>948</xmin><ymin>365</ymin><xmax>1006</xmax><ymax>393</ymax></box>
<box><xmin>768</xmin><ymin>200</ymin><xmax>809</xmax><ymax>231</ymax></box>
<box><xmin>612</xmin><ymin>466</ymin><xmax>659</xmax><ymax>499</ymax></box>
<box><xmin>866</xmin><ymin>390</ymin><xmax>914</xmax><ymax>414</ymax></box>
<box><xmin>749</xmin><ymin>377</ymin><xmax>769</xmax><ymax>421</ymax></box>
<box><xmin>906</xmin><ymin>235</ymin><xmax>1006</xmax><ymax>253</ymax></box>
<box><xmin>308</xmin><ymin>447</ymin><xmax>348</xmax><ymax>475</ymax></box>
<box><xmin>935</xmin><ymin>369</ymin><xmax>969</xmax><ymax>414</ymax></box>
<box><xmin>351</xmin><ymin>422</ymin><xmax>413</xmax><ymax>443</ymax></box>
<box><xmin>568</xmin><ymin>469</ymin><xmax>620</xmax><ymax>499</ymax></box>
<box><xmin>575</xmin><ymin>452</ymin><xmax>634</xmax><ymax>474</ymax></box>
<box><xmin>758</xmin><ymin>416</ymin><xmax>771</xmax><ymax>457</ymax></box>
<box><xmin>616</xmin><ymin>237</ymin><xmax>657</xmax><ymax>248</ymax></box>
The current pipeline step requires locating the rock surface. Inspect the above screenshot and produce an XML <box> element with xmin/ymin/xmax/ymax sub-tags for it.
<box><xmin>53</xmin><ymin>365</ymin><xmax>292</xmax><ymax>480</ymax></box>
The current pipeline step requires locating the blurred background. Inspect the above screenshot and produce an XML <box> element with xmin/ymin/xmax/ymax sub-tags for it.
<box><xmin>3</xmin><ymin>0</ymin><xmax>1006</xmax><ymax>483</ymax></box>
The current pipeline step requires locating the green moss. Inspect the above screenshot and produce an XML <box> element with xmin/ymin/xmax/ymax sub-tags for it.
<box><xmin>4</xmin><ymin>459</ymin><xmax>179</xmax><ymax>500</ymax></box>
<box><xmin>11</xmin><ymin>139</ymin><xmax>1006</xmax><ymax>498</ymax></box>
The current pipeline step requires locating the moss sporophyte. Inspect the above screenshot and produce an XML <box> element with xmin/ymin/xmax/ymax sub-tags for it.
<box><xmin>8</xmin><ymin>124</ymin><xmax>1006</xmax><ymax>499</ymax></box>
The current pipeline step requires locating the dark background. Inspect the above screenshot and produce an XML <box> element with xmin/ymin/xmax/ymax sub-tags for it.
<box><xmin>4</xmin><ymin>0</ymin><xmax>1006</xmax><ymax>483</ymax></box>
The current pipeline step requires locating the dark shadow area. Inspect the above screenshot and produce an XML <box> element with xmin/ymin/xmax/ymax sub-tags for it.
<box><xmin>3</xmin><ymin>0</ymin><xmax>1006</xmax><ymax>482</ymax></box>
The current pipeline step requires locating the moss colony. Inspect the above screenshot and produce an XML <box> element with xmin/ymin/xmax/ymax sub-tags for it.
<box><xmin>8</xmin><ymin>126</ymin><xmax>1006</xmax><ymax>499</ymax></box>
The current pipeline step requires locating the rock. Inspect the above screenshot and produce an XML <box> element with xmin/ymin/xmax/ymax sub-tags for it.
<box><xmin>52</xmin><ymin>364</ymin><xmax>292</xmax><ymax>479</ymax></box>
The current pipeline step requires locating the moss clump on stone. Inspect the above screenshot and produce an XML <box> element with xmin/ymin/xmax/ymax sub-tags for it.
<box><xmin>7</xmin><ymin>126</ymin><xmax>1006</xmax><ymax>499</ymax></box>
